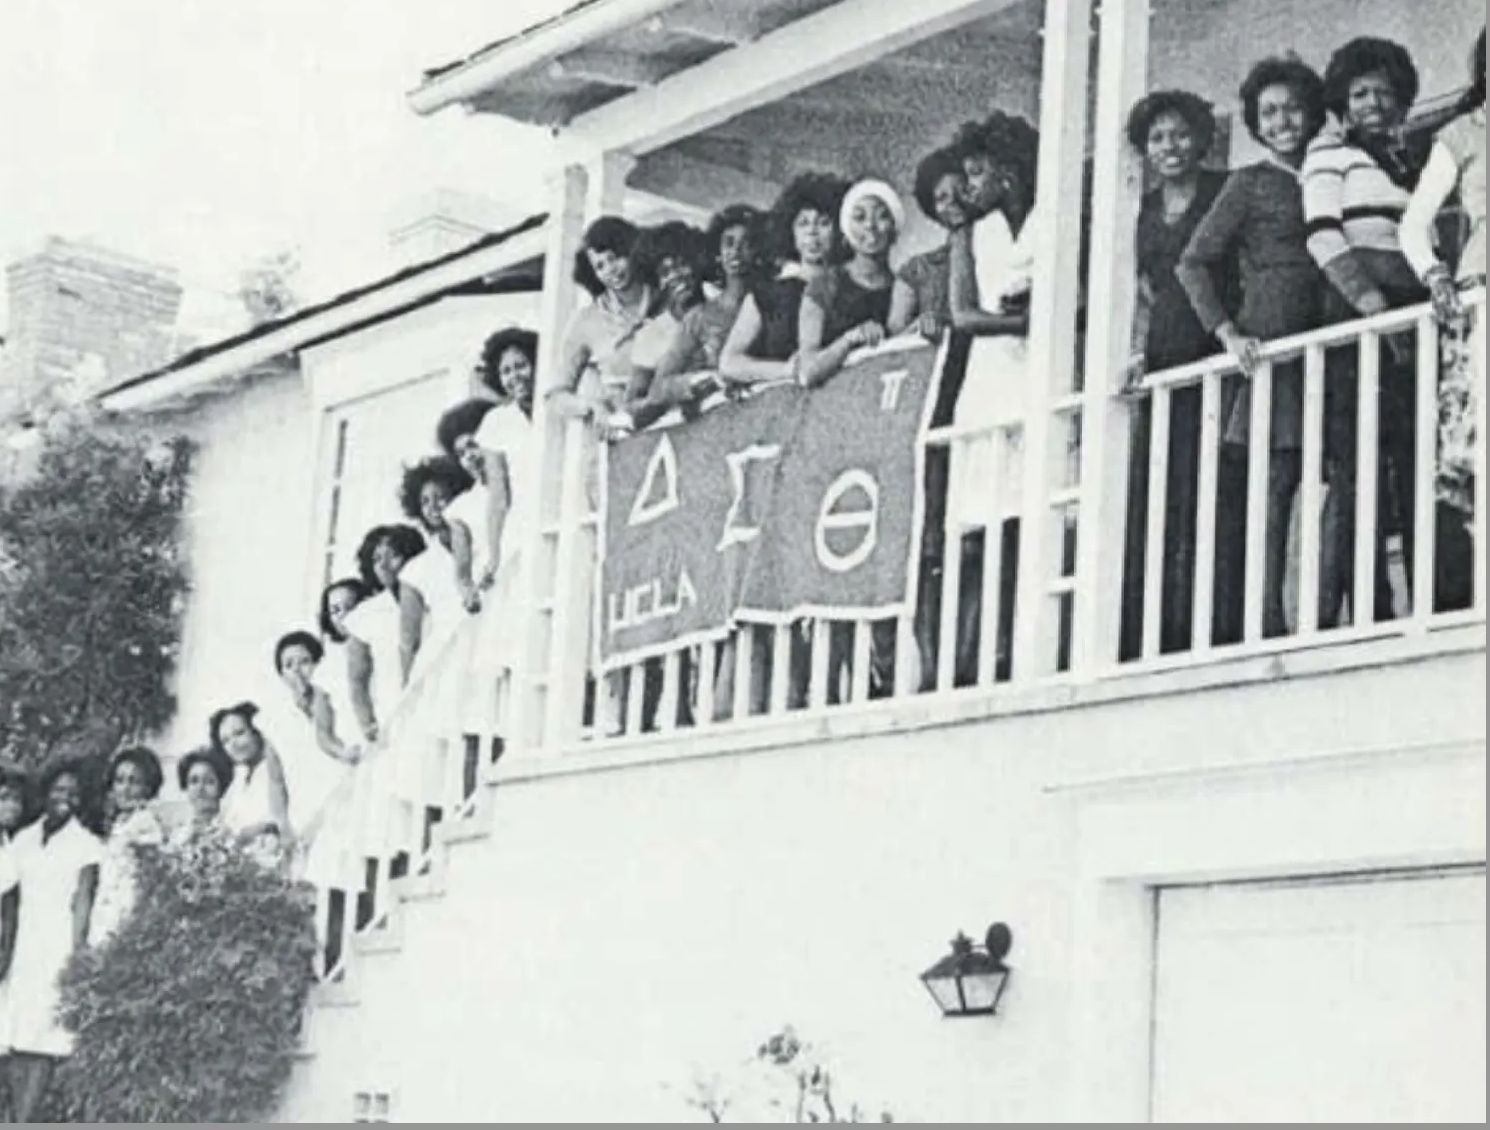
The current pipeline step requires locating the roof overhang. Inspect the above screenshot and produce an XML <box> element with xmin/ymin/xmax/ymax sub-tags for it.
<box><xmin>99</xmin><ymin>218</ymin><xmax>546</xmax><ymax>414</ymax></box>
<box><xmin>411</xmin><ymin>0</ymin><xmax>691</xmax><ymax>119</ymax></box>
<box><xmin>409</xmin><ymin>0</ymin><xmax>1026</xmax><ymax>156</ymax></box>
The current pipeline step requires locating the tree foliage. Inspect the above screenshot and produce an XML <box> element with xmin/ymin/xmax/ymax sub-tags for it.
<box><xmin>0</xmin><ymin>421</ymin><xmax>193</xmax><ymax>769</ymax></box>
<box><xmin>53</xmin><ymin>828</ymin><xmax>318</xmax><ymax>1123</ymax></box>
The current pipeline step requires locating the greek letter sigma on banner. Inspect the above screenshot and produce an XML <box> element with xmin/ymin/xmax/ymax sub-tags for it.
<box><xmin>595</xmin><ymin>337</ymin><xmax>940</xmax><ymax>672</ymax></box>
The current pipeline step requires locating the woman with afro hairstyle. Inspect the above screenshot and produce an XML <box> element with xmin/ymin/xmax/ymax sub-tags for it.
<box><xmin>942</xmin><ymin>111</ymin><xmax>1042</xmax><ymax>682</ymax></box>
<box><xmin>657</xmin><ymin>204</ymin><xmax>767</xmax><ymax>383</ymax></box>
<box><xmin>435</xmin><ymin>393</ymin><xmax>534</xmax><ymax>740</ymax></box>
<box><xmin>1116</xmin><ymin>88</ymin><xmax>1233</xmax><ymax>658</ymax></box>
<box><xmin>719</xmin><ymin>172</ymin><xmax>849</xmax><ymax>389</ymax></box>
<box><xmin>1178</xmin><ymin>55</ymin><xmax>1330</xmax><ymax>641</ymax></box>
<box><xmin>624</xmin><ymin>220</ymin><xmax>713</xmax><ymax>427</ymax></box>
<box><xmin>1304</xmin><ymin>36</ymin><xmax>1472</xmax><ymax>623</ymax></box>
<box><xmin>396</xmin><ymin>455</ymin><xmax>474</xmax><ymax>678</ymax></box>
<box><xmin>1402</xmin><ymin>29</ymin><xmax>1485</xmax><ymax>528</ymax></box>
<box><xmin>475</xmin><ymin>326</ymin><xmax>538</xmax><ymax>416</ymax></box>
<box><xmin>342</xmin><ymin>523</ymin><xmax>428</xmax><ymax>734</ymax></box>
<box><xmin>550</xmin><ymin>216</ymin><xmax>660</xmax><ymax>431</ymax></box>
<box><xmin>888</xmin><ymin>146</ymin><xmax>968</xmax><ymax>339</ymax></box>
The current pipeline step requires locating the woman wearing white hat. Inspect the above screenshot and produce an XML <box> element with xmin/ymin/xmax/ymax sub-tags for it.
<box><xmin>796</xmin><ymin>178</ymin><xmax>904</xmax><ymax>389</ymax></box>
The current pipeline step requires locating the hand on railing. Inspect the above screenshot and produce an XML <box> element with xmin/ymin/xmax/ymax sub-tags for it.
<box><xmin>846</xmin><ymin>321</ymin><xmax>886</xmax><ymax>350</ymax></box>
<box><xmin>1118</xmin><ymin>352</ymin><xmax>1148</xmax><ymax>399</ymax></box>
<box><xmin>1216</xmin><ymin>323</ymin><xmax>1263</xmax><ymax>379</ymax></box>
<box><xmin>1426</xmin><ymin>265</ymin><xmax>1464</xmax><ymax>326</ymax></box>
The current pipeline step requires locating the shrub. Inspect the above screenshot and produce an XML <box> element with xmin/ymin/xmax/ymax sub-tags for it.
<box><xmin>684</xmin><ymin>1026</ymin><xmax>895</xmax><ymax>1123</ymax></box>
<box><xmin>0</xmin><ymin>421</ymin><xmax>192</xmax><ymax>770</ymax></box>
<box><xmin>52</xmin><ymin>828</ymin><xmax>317</xmax><ymax>1123</ymax></box>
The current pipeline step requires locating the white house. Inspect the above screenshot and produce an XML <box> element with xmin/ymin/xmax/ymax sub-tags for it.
<box><xmin>117</xmin><ymin>0</ymin><xmax>1485</xmax><ymax>1121</ymax></box>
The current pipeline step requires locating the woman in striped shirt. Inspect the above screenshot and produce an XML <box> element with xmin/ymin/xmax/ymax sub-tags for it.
<box><xmin>1301</xmin><ymin>37</ymin><xmax>1428</xmax><ymax>627</ymax></box>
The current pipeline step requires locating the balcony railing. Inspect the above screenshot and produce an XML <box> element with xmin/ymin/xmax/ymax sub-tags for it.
<box><xmin>307</xmin><ymin>289</ymin><xmax>1484</xmax><ymax>984</ymax></box>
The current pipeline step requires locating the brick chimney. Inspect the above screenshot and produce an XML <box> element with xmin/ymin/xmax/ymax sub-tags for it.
<box><xmin>2</xmin><ymin>237</ymin><xmax>184</xmax><ymax>415</ymax></box>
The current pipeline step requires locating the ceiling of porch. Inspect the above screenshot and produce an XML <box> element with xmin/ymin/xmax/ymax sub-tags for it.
<box><xmin>425</xmin><ymin>0</ymin><xmax>849</xmax><ymax>127</ymax></box>
<box><xmin>420</xmin><ymin>0</ymin><xmax>1045</xmax><ymax>135</ymax></box>
<box><xmin>625</xmin><ymin>0</ymin><xmax>1045</xmax><ymax>259</ymax></box>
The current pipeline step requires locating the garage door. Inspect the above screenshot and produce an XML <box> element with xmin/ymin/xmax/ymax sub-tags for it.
<box><xmin>1151</xmin><ymin>868</ymin><xmax>1485</xmax><ymax>1123</ymax></box>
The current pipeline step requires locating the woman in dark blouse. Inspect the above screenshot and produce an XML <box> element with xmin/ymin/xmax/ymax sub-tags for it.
<box><xmin>1119</xmin><ymin>90</ymin><xmax>1236</xmax><ymax>658</ymax></box>
<box><xmin>1178</xmin><ymin>56</ymin><xmax>1329</xmax><ymax>638</ymax></box>
<box><xmin>719</xmin><ymin>172</ymin><xmax>849</xmax><ymax>389</ymax></box>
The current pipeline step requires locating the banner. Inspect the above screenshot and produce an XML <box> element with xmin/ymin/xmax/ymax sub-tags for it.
<box><xmin>597</xmin><ymin>338</ymin><xmax>939</xmax><ymax>670</ymax></box>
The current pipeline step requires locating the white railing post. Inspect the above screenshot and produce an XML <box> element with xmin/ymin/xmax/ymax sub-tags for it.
<box><xmin>1411</xmin><ymin>312</ymin><xmax>1440</xmax><ymax>628</ymax></box>
<box><xmin>538</xmin><ymin>148</ymin><xmax>637</xmax><ymax>749</ymax></box>
<box><xmin>1297</xmin><ymin>344</ymin><xmax>1325</xmax><ymax>635</ymax></box>
<box><xmin>1353</xmin><ymin>331</ymin><xmax>1381</xmax><ymax>628</ymax></box>
<box><xmin>1012</xmin><ymin>0</ymin><xmax>1095</xmax><ymax>681</ymax></box>
<box><xmin>1071</xmin><ymin>0</ymin><xmax>1149</xmax><ymax>675</ymax></box>
<box><xmin>513</xmin><ymin>160</ymin><xmax>589</xmax><ymax>755</ymax></box>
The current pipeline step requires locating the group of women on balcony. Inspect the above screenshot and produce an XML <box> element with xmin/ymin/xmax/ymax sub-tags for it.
<box><xmin>544</xmin><ymin>105</ymin><xmax>1050</xmax><ymax>715</ymax></box>
<box><xmin>1123</xmin><ymin>31</ymin><xmax>1484</xmax><ymax>654</ymax></box>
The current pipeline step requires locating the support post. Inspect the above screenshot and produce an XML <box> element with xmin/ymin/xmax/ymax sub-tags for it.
<box><xmin>1069</xmin><ymin>0</ymin><xmax>1150</xmax><ymax>676</ymax></box>
<box><xmin>514</xmin><ymin>160</ymin><xmax>587</xmax><ymax>755</ymax></box>
<box><xmin>1011</xmin><ymin>0</ymin><xmax>1096</xmax><ymax>679</ymax></box>
<box><xmin>535</xmin><ymin>149</ymin><xmax>636</xmax><ymax>750</ymax></box>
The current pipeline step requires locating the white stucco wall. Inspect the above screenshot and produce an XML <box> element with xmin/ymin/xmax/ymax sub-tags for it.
<box><xmin>280</xmin><ymin>642</ymin><xmax>1485</xmax><ymax>1123</ymax></box>
<box><xmin>159</xmin><ymin>370</ymin><xmax>318</xmax><ymax>755</ymax></box>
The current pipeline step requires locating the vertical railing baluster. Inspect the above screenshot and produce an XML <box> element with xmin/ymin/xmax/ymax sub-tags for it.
<box><xmin>656</xmin><ymin>650</ymin><xmax>682</xmax><ymax>733</ymax></box>
<box><xmin>1242</xmin><ymin>361</ymin><xmax>1272</xmax><ymax>642</ymax></box>
<box><xmin>1297</xmin><ymin>344</ymin><xmax>1325</xmax><ymax>635</ymax></box>
<box><xmin>1191</xmin><ymin>372</ymin><xmax>1221</xmax><ymax>652</ymax></box>
<box><xmin>1474</xmin><ymin>305</ymin><xmax>1487</xmax><ymax>615</ymax></box>
<box><xmin>1141</xmin><ymin>386</ymin><xmax>1171</xmax><ymax>658</ymax></box>
<box><xmin>1354</xmin><ymin>331</ymin><xmax>1380</xmax><ymax>628</ymax></box>
<box><xmin>694</xmin><ymin>643</ymin><xmax>715</xmax><ymax>728</ymax></box>
<box><xmin>770</xmin><ymin>624</ymin><xmax>791</xmax><ymax>714</ymax></box>
<box><xmin>851</xmin><ymin>621</ymin><xmax>872</xmax><ymax>702</ymax></box>
<box><xmin>624</xmin><ymin>662</ymin><xmax>645</xmax><ymax>736</ymax></box>
<box><xmin>1411</xmin><ymin>313</ymin><xmax>1440</xmax><ymax>626</ymax></box>
<box><xmin>894</xmin><ymin>611</ymin><xmax>918</xmax><ymax>697</ymax></box>
<box><xmin>809</xmin><ymin>620</ymin><xmax>830</xmax><ymax>709</ymax></box>
<box><xmin>977</xmin><ymin>440</ymin><xmax>1006</xmax><ymax>683</ymax></box>
<box><xmin>938</xmin><ymin>446</ymin><xmax>965</xmax><ymax>690</ymax></box>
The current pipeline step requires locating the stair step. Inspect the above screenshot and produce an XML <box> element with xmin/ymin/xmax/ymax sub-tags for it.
<box><xmin>354</xmin><ymin>919</ymin><xmax>404</xmax><ymax>955</ymax></box>
<box><xmin>313</xmin><ymin>976</ymin><xmax>361</xmax><ymax>1009</ymax></box>
<box><xmin>395</xmin><ymin>864</ymin><xmax>447</xmax><ymax>902</ymax></box>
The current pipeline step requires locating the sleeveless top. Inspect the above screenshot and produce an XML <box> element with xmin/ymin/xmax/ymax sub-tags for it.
<box><xmin>804</xmin><ymin>265</ymin><xmax>894</xmax><ymax>344</ymax></box>
<box><xmin>748</xmin><ymin>276</ymin><xmax>808</xmax><ymax>361</ymax></box>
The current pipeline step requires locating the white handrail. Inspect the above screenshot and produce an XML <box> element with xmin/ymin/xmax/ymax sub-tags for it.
<box><xmin>1139</xmin><ymin>291</ymin><xmax>1486</xmax><ymax>391</ymax></box>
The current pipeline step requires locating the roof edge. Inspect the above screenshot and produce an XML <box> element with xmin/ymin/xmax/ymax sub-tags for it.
<box><xmin>408</xmin><ymin>0</ymin><xmax>683</xmax><ymax>116</ymax></box>
<box><xmin>99</xmin><ymin>213</ymin><xmax>546</xmax><ymax>405</ymax></box>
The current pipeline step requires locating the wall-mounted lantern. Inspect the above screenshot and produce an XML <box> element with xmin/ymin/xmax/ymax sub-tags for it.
<box><xmin>919</xmin><ymin>922</ymin><xmax>1013</xmax><ymax>1018</ymax></box>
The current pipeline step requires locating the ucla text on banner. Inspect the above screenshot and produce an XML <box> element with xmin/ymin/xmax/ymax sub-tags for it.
<box><xmin>597</xmin><ymin>339</ymin><xmax>938</xmax><ymax>671</ymax></box>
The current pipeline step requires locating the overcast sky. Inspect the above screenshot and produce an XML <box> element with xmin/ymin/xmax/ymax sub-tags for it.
<box><xmin>0</xmin><ymin>0</ymin><xmax>570</xmax><ymax>330</ymax></box>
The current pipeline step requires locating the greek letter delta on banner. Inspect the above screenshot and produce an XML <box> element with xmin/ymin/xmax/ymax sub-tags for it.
<box><xmin>596</xmin><ymin>337</ymin><xmax>940</xmax><ymax>671</ymax></box>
